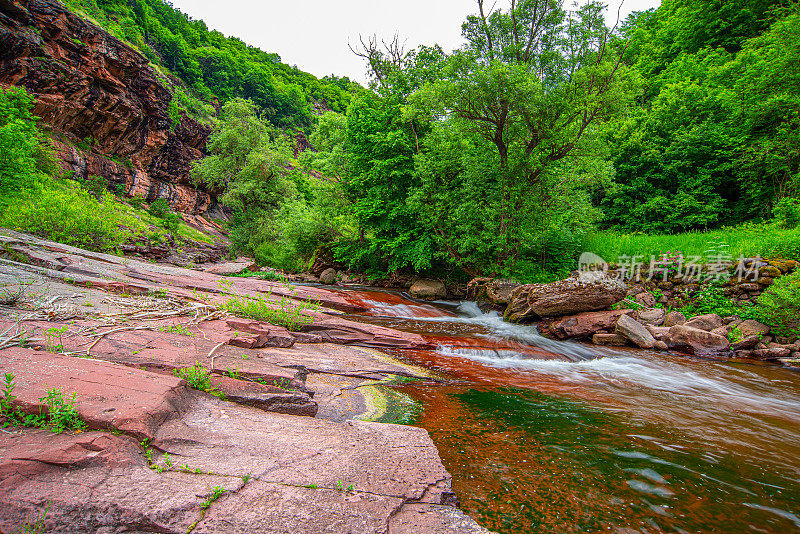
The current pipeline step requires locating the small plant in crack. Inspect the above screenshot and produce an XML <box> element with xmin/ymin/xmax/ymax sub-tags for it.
<box><xmin>17</xmin><ymin>501</ymin><xmax>50</xmax><ymax>534</ymax></box>
<box><xmin>44</xmin><ymin>325</ymin><xmax>69</xmax><ymax>353</ymax></box>
<box><xmin>201</xmin><ymin>486</ymin><xmax>226</xmax><ymax>510</ymax></box>
<box><xmin>272</xmin><ymin>377</ymin><xmax>293</xmax><ymax>390</ymax></box>
<box><xmin>173</xmin><ymin>362</ymin><xmax>222</xmax><ymax>398</ymax></box>
<box><xmin>225</xmin><ymin>366</ymin><xmax>240</xmax><ymax>380</ymax></box>
<box><xmin>158</xmin><ymin>324</ymin><xmax>196</xmax><ymax>337</ymax></box>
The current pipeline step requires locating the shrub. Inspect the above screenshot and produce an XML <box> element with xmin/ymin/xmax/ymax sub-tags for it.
<box><xmin>773</xmin><ymin>198</ymin><xmax>800</xmax><ymax>229</ymax></box>
<box><xmin>148</xmin><ymin>198</ymin><xmax>170</xmax><ymax>218</ymax></box>
<box><xmin>0</xmin><ymin>177</ymin><xmax>119</xmax><ymax>250</ymax></box>
<box><xmin>220</xmin><ymin>280</ymin><xmax>318</xmax><ymax>331</ymax></box>
<box><xmin>752</xmin><ymin>271</ymin><xmax>800</xmax><ymax>337</ymax></box>
<box><xmin>163</xmin><ymin>213</ymin><xmax>181</xmax><ymax>234</ymax></box>
<box><xmin>682</xmin><ymin>284</ymin><xmax>741</xmax><ymax>318</ymax></box>
<box><xmin>81</xmin><ymin>174</ymin><xmax>108</xmax><ymax>200</ymax></box>
<box><xmin>173</xmin><ymin>362</ymin><xmax>220</xmax><ymax>397</ymax></box>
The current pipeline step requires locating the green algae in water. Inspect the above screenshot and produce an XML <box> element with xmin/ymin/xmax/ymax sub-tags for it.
<box><xmin>376</xmin><ymin>386</ymin><xmax>424</xmax><ymax>426</ymax></box>
<box><xmin>437</xmin><ymin>388</ymin><xmax>800</xmax><ymax>534</ymax></box>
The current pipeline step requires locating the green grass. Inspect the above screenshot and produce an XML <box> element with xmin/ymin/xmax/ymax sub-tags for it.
<box><xmin>584</xmin><ymin>224</ymin><xmax>800</xmax><ymax>263</ymax></box>
<box><xmin>0</xmin><ymin>175</ymin><xmax>215</xmax><ymax>250</ymax></box>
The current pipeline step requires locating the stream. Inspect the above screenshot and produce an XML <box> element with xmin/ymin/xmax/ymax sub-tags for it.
<box><xmin>342</xmin><ymin>288</ymin><xmax>800</xmax><ymax>534</ymax></box>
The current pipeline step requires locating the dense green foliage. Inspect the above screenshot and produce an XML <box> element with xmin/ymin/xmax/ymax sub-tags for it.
<box><xmin>601</xmin><ymin>0</ymin><xmax>800</xmax><ymax>232</ymax></box>
<box><xmin>62</xmin><ymin>0</ymin><xmax>355</xmax><ymax>127</ymax></box>
<box><xmin>328</xmin><ymin>0</ymin><xmax>636</xmax><ymax>280</ymax></box>
<box><xmin>193</xmin><ymin>99</ymin><xmax>354</xmax><ymax>270</ymax></box>
<box><xmin>46</xmin><ymin>0</ymin><xmax>800</xmax><ymax>282</ymax></box>
<box><xmin>753</xmin><ymin>270</ymin><xmax>800</xmax><ymax>336</ymax></box>
<box><xmin>187</xmin><ymin>0</ymin><xmax>800</xmax><ymax>282</ymax></box>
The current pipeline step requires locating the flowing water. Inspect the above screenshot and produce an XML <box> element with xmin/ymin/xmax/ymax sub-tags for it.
<box><xmin>342</xmin><ymin>289</ymin><xmax>800</xmax><ymax>534</ymax></box>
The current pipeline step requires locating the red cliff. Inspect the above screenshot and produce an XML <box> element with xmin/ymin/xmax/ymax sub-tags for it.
<box><xmin>0</xmin><ymin>0</ymin><xmax>215</xmax><ymax>213</ymax></box>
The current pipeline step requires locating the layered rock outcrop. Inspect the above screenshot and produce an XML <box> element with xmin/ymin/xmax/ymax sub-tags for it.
<box><xmin>0</xmin><ymin>0</ymin><xmax>215</xmax><ymax>213</ymax></box>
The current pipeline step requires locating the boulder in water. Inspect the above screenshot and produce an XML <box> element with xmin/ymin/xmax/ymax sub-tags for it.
<box><xmin>319</xmin><ymin>268</ymin><xmax>337</xmax><ymax>285</ymax></box>
<box><xmin>539</xmin><ymin>309</ymin><xmax>633</xmax><ymax>339</ymax></box>
<box><xmin>504</xmin><ymin>272</ymin><xmax>626</xmax><ymax>322</ymax></box>
<box><xmin>410</xmin><ymin>279</ymin><xmax>447</xmax><ymax>301</ymax></box>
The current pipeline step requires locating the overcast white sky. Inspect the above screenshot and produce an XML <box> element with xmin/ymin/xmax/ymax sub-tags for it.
<box><xmin>169</xmin><ymin>0</ymin><xmax>661</xmax><ymax>85</ymax></box>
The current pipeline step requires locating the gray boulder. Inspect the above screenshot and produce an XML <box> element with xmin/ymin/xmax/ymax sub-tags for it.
<box><xmin>410</xmin><ymin>279</ymin><xmax>447</xmax><ymax>301</ymax></box>
<box><xmin>615</xmin><ymin>315</ymin><xmax>656</xmax><ymax>349</ymax></box>
<box><xmin>319</xmin><ymin>268</ymin><xmax>337</xmax><ymax>285</ymax></box>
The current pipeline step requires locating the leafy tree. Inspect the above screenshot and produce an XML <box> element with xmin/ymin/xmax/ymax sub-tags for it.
<box><xmin>372</xmin><ymin>0</ymin><xmax>634</xmax><ymax>276</ymax></box>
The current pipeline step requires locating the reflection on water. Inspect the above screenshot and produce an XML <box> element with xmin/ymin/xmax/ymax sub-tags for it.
<box><xmin>341</xmin><ymin>289</ymin><xmax>800</xmax><ymax>533</ymax></box>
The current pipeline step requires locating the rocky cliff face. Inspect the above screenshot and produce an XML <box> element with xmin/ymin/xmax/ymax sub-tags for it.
<box><xmin>0</xmin><ymin>0</ymin><xmax>215</xmax><ymax>213</ymax></box>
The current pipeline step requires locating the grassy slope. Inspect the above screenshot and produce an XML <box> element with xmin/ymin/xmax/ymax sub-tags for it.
<box><xmin>585</xmin><ymin>224</ymin><xmax>800</xmax><ymax>263</ymax></box>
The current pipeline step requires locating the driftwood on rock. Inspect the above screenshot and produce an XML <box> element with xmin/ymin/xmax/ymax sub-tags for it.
<box><xmin>504</xmin><ymin>272</ymin><xmax>627</xmax><ymax>322</ymax></box>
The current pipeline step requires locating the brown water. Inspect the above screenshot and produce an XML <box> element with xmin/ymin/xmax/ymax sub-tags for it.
<box><xmin>342</xmin><ymin>289</ymin><xmax>800</xmax><ymax>534</ymax></box>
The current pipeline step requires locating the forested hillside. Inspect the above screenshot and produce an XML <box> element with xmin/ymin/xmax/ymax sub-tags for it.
<box><xmin>60</xmin><ymin>0</ymin><xmax>355</xmax><ymax>127</ymax></box>
<box><xmin>602</xmin><ymin>0</ymin><xmax>799</xmax><ymax>232</ymax></box>
<box><xmin>2</xmin><ymin>0</ymin><xmax>798</xmax><ymax>284</ymax></box>
<box><xmin>205</xmin><ymin>0</ymin><xmax>797</xmax><ymax>282</ymax></box>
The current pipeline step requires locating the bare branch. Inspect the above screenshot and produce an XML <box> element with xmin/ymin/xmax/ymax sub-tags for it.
<box><xmin>478</xmin><ymin>0</ymin><xmax>496</xmax><ymax>60</ymax></box>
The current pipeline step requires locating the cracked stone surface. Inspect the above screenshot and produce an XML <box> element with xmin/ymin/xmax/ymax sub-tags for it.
<box><xmin>0</xmin><ymin>229</ymin><xmax>493</xmax><ymax>533</ymax></box>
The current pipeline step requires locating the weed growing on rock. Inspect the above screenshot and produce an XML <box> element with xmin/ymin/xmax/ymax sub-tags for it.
<box><xmin>44</xmin><ymin>325</ymin><xmax>69</xmax><ymax>353</ymax></box>
<box><xmin>1</xmin><ymin>375</ymin><xmax>85</xmax><ymax>433</ymax></box>
<box><xmin>40</xmin><ymin>387</ymin><xmax>86</xmax><ymax>433</ymax></box>
<box><xmin>201</xmin><ymin>486</ymin><xmax>226</xmax><ymax>510</ymax></box>
<box><xmin>17</xmin><ymin>501</ymin><xmax>50</xmax><ymax>534</ymax></box>
<box><xmin>158</xmin><ymin>324</ymin><xmax>196</xmax><ymax>337</ymax></box>
<box><xmin>272</xmin><ymin>378</ymin><xmax>292</xmax><ymax>390</ymax></box>
<box><xmin>218</xmin><ymin>279</ymin><xmax>319</xmax><ymax>331</ymax></box>
<box><xmin>225</xmin><ymin>366</ymin><xmax>240</xmax><ymax>380</ymax></box>
<box><xmin>0</xmin><ymin>276</ymin><xmax>29</xmax><ymax>306</ymax></box>
<box><xmin>173</xmin><ymin>363</ymin><xmax>222</xmax><ymax>398</ymax></box>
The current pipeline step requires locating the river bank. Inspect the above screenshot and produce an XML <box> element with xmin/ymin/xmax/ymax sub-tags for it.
<box><xmin>0</xmin><ymin>229</ymin><xmax>491</xmax><ymax>534</ymax></box>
